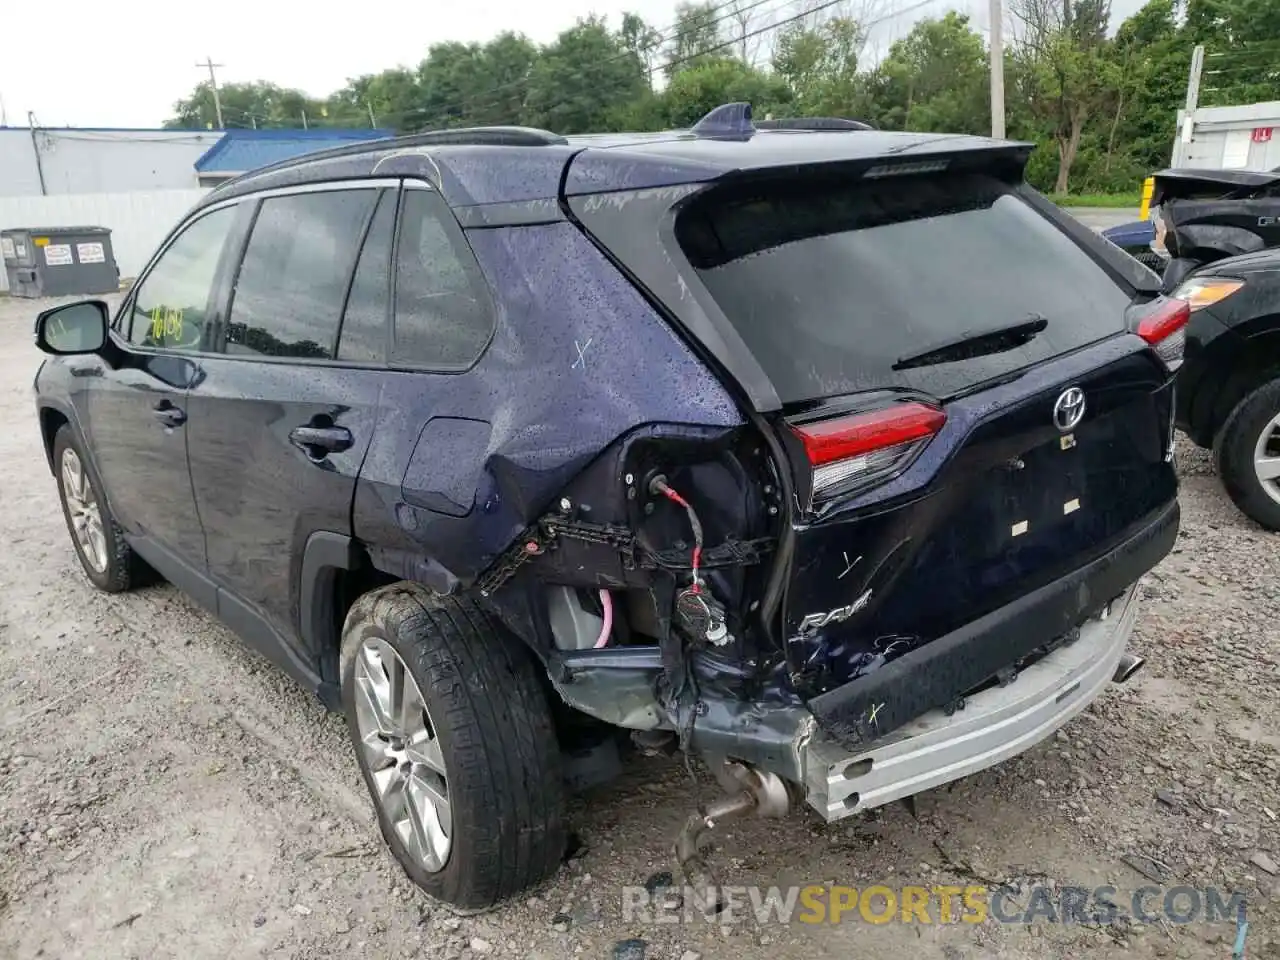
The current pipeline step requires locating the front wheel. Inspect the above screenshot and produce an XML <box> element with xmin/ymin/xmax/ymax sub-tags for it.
<box><xmin>340</xmin><ymin>585</ymin><xmax>566</xmax><ymax>909</ymax></box>
<box><xmin>52</xmin><ymin>425</ymin><xmax>147</xmax><ymax>592</ymax></box>
<box><xmin>1215</xmin><ymin>376</ymin><xmax>1280</xmax><ymax>531</ymax></box>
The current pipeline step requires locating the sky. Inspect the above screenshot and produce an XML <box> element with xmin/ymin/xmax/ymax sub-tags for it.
<box><xmin>0</xmin><ymin>0</ymin><xmax>1146</xmax><ymax>129</ymax></box>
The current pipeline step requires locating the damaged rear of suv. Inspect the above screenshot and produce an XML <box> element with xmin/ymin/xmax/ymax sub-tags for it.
<box><xmin>32</xmin><ymin>104</ymin><xmax>1181</xmax><ymax>910</ymax></box>
<box><xmin>500</xmin><ymin>108</ymin><xmax>1180</xmax><ymax>899</ymax></box>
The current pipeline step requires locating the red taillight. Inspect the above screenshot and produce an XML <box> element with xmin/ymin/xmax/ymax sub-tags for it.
<box><xmin>791</xmin><ymin>402</ymin><xmax>946</xmax><ymax>502</ymax></box>
<box><xmin>1136</xmin><ymin>298</ymin><xmax>1190</xmax><ymax>371</ymax></box>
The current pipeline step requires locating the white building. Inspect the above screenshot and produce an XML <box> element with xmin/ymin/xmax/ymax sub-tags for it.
<box><xmin>0</xmin><ymin>127</ymin><xmax>222</xmax><ymax>196</ymax></box>
<box><xmin>0</xmin><ymin>126</ymin><xmax>391</xmax><ymax>292</ymax></box>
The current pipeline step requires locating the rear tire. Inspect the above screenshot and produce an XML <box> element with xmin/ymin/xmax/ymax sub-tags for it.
<box><xmin>340</xmin><ymin>584</ymin><xmax>566</xmax><ymax>909</ymax></box>
<box><xmin>52</xmin><ymin>425</ymin><xmax>148</xmax><ymax>592</ymax></box>
<box><xmin>1215</xmin><ymin>376</ymin><xmax>1280</xmax><ymax>531</ymax></box>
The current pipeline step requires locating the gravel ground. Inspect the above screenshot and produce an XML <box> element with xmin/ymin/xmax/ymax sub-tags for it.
<box><xmin>0</xmin><ymin>293</ymin><xmax>1277</xmax><ymax>960</ymax></box>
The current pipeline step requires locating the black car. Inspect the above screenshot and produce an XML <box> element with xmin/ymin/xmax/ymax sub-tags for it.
<box><xmin>1115</xmin><ymin>168</ymin><xmax>1280</xmax><ymax>529</ymax></box>
<box><xmin>31</xmin><ymin>104</ymin><xmax>1179</xmax><ymax>909</ymax></box>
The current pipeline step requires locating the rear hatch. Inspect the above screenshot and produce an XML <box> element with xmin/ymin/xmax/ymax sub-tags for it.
<box><xmin>1151</xmin><ymin>167</ymin><xmax>1280</xmax><ymax>206</ymax></box>
<box><xmin>1148</xmin><ymin>168</ymin><xmax>1280</xmax><ymax>263</ymax></box>
<box><xmin>567</xmin><ymin>142</ymin><xmax>1181</xmax><ymax>706</ymax></box>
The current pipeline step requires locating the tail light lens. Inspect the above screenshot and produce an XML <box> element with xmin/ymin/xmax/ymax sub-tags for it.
<box><xmin>1136</xmin><ymin>298</ymin><xmax>1191</xmax><ymax>372</ymax></box>
<box><xmin>791</xmin><ymin>401</ymin><xmax>946</xmax><ymax>504</ymax></box>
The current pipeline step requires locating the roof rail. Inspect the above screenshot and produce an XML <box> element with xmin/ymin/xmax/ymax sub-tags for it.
<box><xmin>755</xmin><ymin>117</ymin><xmax>874</xmax><ymax>131</ymax></box>
<box><xmin>391</xmin><ymin>125</ymin><xmax>568</xmax><ymax>147</ymax></box>
<box><xmin>212</xmin><ymin>125</ymin><xmax>567</xmax><ymax>192</ymax></box>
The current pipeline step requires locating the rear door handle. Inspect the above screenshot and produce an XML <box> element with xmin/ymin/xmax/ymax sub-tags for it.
<box><xmin>153</xmin><ymin>400</ymin><xmax>187</xmax><ymax>427</ymax></box>
<box><xmin>290</xmin><ymin>425</ymin><xmax>354</xmax><ymax>458</ymax></box>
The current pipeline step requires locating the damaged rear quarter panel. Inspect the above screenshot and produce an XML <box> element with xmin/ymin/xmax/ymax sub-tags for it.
<box><xmin>351</xmin><ymin>220</ymin><xmax>742</xmax><ymax>595</ymax></box>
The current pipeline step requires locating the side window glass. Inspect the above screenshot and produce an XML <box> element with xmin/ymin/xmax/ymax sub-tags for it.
<box><xmin>337</xmin><ymin>191</ymin><xmax>395</xmax><ymax>364</ymax></box>
<box><xmin>128</xmin><ymin>206</ymin><xmax>236</xmax><ymax>350</ymax></box>
<box><xmin>226</xmin><ymin>190</ymin><xmax>376</xmax><ymax>359</ymax></box>
<box><xmin>392</xmin><ymin>189</ymin><xmax>494</xmax><ymax>368</ymax></box>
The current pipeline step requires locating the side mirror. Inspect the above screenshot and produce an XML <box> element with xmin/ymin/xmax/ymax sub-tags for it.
<box><xmin>34</xmin><ymin>301</ymin><xmax>109</xmax><ymax>356</ymax></box>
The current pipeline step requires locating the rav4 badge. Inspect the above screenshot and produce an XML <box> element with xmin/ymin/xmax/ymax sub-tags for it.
<box><xmin>799</xmin><ymin>589</ymin><xmax>873</xmax><ymax>633</ymax></box>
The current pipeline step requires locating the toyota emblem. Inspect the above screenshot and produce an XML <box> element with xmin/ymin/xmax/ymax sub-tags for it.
<box><xmin>1053</xmin><ymin>387</ymin><xmax>1086</xmax><ymax>432</ymax></box>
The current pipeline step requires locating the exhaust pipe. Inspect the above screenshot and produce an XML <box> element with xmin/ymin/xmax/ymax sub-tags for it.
<box><xmin>674</xmin><ymin>760</ymin><xmax>791</xmax><ymax>914</ymax></box>
<box><xmin>1113</xmin><ymin>653</ymin><xmax>1146</xmax><ymax>684</ymax></box>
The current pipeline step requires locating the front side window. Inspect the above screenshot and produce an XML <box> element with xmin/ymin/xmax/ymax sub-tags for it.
<box><xmin>226</xmin><ymin>189</ymin><xmax>377</xmax><ymax>360</ymax></box>
<box><xmin>128</xmin><ymin>207</ymin><xmax>236</xmax><ymax>351</ymax></box>
<box><xmin>392</xmin><ymin>189</ymin><xmax>494</xmax><ymax>368</ymax></box>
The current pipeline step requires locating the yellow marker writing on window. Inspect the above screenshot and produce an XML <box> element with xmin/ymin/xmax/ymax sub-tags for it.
<box><xmin>149</xmin><ymin>306</ymin><xmax>184</xmax><ymax>342</ymax></box>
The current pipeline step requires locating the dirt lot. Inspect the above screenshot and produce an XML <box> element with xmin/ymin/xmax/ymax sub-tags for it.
<box><xmin>0</xmin><ymin>292</ymin><xmax>1277</xmax><ymax>960</ymax></box>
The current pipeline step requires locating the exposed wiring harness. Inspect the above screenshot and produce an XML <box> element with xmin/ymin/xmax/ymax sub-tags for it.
<box><xmin>650</xmin><ymin>475</ymin><xmax>704</xmax><ymax>589</ymax></box>
<box><xmin>650</xmin><ymin>475</ymin><xmax>730</xmax><ymax>646</ymax></box>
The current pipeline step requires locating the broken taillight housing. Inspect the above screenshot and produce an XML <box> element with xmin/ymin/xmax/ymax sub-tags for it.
<box><xmin>1136</xmin><ymin>298</ymin><xmax>1191</xmax><ymax>372</ymax></box>
<box><xmin>791</xmin><ymin>402</ymin><xmax>947</xmax><ymax>504</ymax></box>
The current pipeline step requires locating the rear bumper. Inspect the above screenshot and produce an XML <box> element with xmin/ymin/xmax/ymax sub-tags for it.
<box><xmin>807</xmin><ymin>498</ymin><xmax>1178</xmax><ymax>746</ymax></box>
<box><xmin>803</xmin><ymin>582</ymin><xmax>1140</xmax><ymax>820</ymax></box>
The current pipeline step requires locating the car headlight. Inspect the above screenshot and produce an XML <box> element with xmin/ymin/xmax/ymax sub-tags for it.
<box><xmin>1169</xmin><ymin>277</ymin><xmax>1245</xmax><ymax>312</ymax></box>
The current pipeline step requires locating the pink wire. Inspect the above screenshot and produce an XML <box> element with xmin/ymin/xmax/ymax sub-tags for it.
<box><xmin>593</xmin><ymin>589</ymin><xmax>613</xmax><ymax>648</ymax></box>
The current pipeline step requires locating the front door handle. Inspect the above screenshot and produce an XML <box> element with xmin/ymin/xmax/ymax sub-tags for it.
<box><xmin>290</xmin><ymin>424</ymin><xmax>354</xmax><ymax>459</ymax></box>
<box><xmin>153</xmin><ymin>400</ymin><xmax>187</xmax><ymax>427</ymax></box>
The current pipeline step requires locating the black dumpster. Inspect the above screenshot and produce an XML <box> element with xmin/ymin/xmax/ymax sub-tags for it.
<box><xmin>2</xmin><ymin>226</ymin><xmax>119</xmax><ymax>298</ymax></box>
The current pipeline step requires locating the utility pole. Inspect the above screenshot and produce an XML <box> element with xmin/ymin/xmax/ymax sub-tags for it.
<box><xmin>989</xmin><ymin>0</ymin><xmax>1006</xmax><ymax>139</ymax></box>
<box><xmin>301</xmin><ymin>110</ymin><xmax>309</xmax><ymax>130</ymax></box>
<box><xmin>0</xmin><ymin>92</ymin><xmax>8</xmax><ymax>127</ymax></box>
<box><xmin>27</xmin><ymin>111</ymin><xmax>47</xmax><ymax>196</ymax></box>
<box><xmin>196</xmin><ymin>56</ymin><xmax>225</xmax><ymax>128</ymax></box>
<box><xmin>1176</xmin><ymin>45</ymin><xmax>1205</xmax><ymax>166</ymax></box>
<box><xmin>367</xmin><ymin>102</ymin><xmax>377</xmax><ymax>128</ymax></box>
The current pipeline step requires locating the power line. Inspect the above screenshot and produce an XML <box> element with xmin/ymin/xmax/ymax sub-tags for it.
<box><xmin>1206</xmin><ymin>42</ymin><xmax>1280</xmax><ymax>56</ymax></box>
<box><xmin>1205</xmin><ymin>51</ymin><xmax>1280</xmax><ymax>63</ymax></box>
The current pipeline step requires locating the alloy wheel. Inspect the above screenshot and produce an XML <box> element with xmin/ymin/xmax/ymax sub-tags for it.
<box><xmin>1255</xmin><ymin>412</ymin><xmax>1280</xmax><ymax>507</ymax></box>
<box><xmin>353</xmin><ymin>637</ymin><xmax>452</xmax><ymax>871</ymax></box>
<box><xmin>60</xmin><ymin>448</ymin><xmax>108</xmax><ymax>573</ymax></box>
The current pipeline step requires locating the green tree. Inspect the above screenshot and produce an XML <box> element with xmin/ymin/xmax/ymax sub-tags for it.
<box><xmin>1010</xmin><ymin>0</ymin><xmax>1119</xmax><ymax>192</ymax></box>
<box><xmin>772</xmin><ymin>16</ymin><xmax>865</xmax><ymax>118</ymax></box>
<box><xmin>417</xmin><ymin>41</ymin><xmax>488</xmax><ymax>129</ymax></box>
<box><xmin>619</xmin><ymin>12</ymin><xmax>663</xmax><ymax>80</ymax></box>
<box><xmin>523</xmin><ymin>16</ymin><xmax>648</xmax><ymax>134</ymax></box>
<box><xmin>327</xmin><ymin>69</ymin><xmax>422</xmax><ymax>130</ymax></box>
<box><xmin>469</xmin><ymin>33</ymin><xmax>541</xmax><ymax>127</ymax></box>
<box><xmin>666</xmin><ymin>2</ymin><xmax>724</xmax><ymax>76</ymax></box>
<box><xmin>661</xmin><ymin>57</ymin><xmax>793</xmax><ymax>127</ymax></box>
<box><xmin>867</xmin><ymin>13</ymin><xmax>989</xmax><ymax>134</ymax></box>
<box><xmin>168</xmin><ymin>81</ymin><xmax>324</xmax><ymax>129</ymax></box>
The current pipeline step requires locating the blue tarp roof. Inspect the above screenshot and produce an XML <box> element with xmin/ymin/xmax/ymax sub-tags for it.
<box><xmin>195</xmin><ymin>128</ymin><xmax>394</xmax><ymax>173</ymax></box>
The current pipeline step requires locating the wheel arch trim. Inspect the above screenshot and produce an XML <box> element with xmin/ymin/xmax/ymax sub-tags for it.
<box><xmin>299</xmin><ymin>530</ymin><xmax>362</xmax><ymax>696</ymax></box>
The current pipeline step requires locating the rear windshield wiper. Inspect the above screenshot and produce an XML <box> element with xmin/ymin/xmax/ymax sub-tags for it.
<box><xmin>892</xmin><ymin>315</ymin><xmax>1048</xmax><ymax>371</ymax></box>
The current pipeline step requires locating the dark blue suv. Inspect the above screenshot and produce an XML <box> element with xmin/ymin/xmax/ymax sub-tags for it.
<box><xmin>32</xmin><ymin>104</ymin><xmax>1182</xmax><ymax>909</ymax></box>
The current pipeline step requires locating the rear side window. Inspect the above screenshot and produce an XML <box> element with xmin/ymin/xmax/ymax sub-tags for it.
<box><xmin>337</xmin><ymin>190</ymin><xmax>395</xmax><ymax>364</ymax></box>
<box><xmin>676</xmin><ymin>172</ymin><xmax>1134</xmax><ymax>403</ymax></box>
<box><xmin>392</xmin><ymin>189</ymin><xmax>494</xmax><ymax>368</ymax></box>
<box><xmin>226</xmin><ymin>189</ymin><xmax>377</xmax><ymax>359</ymax></box>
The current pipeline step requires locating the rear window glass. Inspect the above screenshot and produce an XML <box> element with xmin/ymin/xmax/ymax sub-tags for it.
<box><xmin>676</xmin><ymin>172</ymin><xmax>1133</xmax><ymax>403</ymax></box>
